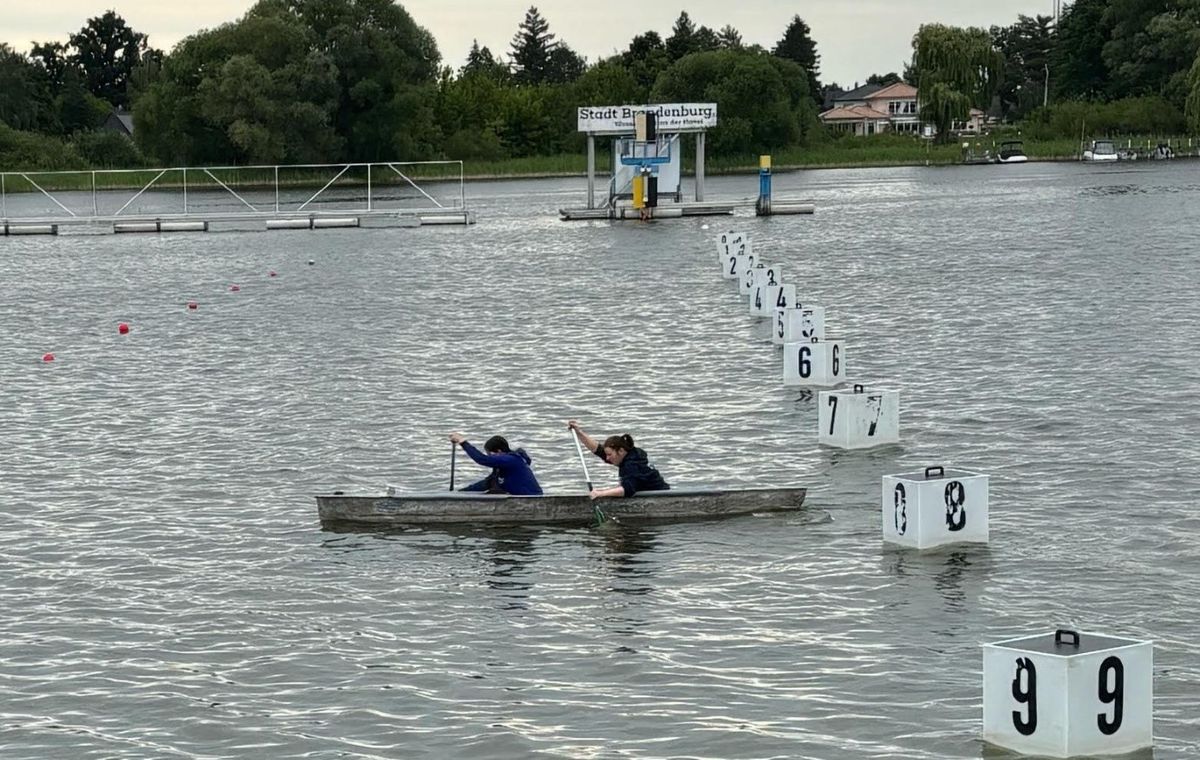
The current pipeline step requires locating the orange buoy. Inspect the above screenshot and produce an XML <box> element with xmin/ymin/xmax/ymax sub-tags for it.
<box><xmin>268</xmin><ymin>270</ymin><xmax>277</xmax><ymax>277</ymax></box>
<box><xmin>42</xmin><ymin>353</ymin><xmax>55</xmax><ymax>362</ymax></box>
<box><xmin>230</xmin><ymin>284</ymin><xmax>240</xmax><ymax>292</ymax></box>
<box><xmin>187</xmin><ymin>301</ymin><xmax>198</xmax><ymax>310</ymax></box>
<box><xmin>118</xmin><ymin>322</ymin><xmax>130</xmax><ymax>335</ymax></box>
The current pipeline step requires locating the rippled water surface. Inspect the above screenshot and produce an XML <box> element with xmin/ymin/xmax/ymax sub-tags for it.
<box><xmin>2</xmin><ymin>163</ymin><xmax>1199</xmax><ymax>759</ymax></box>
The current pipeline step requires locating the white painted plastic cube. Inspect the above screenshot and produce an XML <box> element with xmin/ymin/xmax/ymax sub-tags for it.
<box><xmin>783</xmin><ymin>338</ymin><xmax>843</xmax><ymax>386</ymax></box>
<box><xmin>752</xmin><ymin>283</ymin><xmax>794</xmax><ymax>318</ymax></box>
<box><xmin>983</xmin><ymin>630</ymin><xmax>1153</xmax><ymax>758</ymax></box>
<box><xmin>715</xmin><ymin>231</ymin><xmax>749</xmax><ymax>260</ymax></box>
<box><xmin>740</xmin><ymin>262</ymin><xmax>778</xmax><ymax>296</ymax></box>
<box><xmin>773</xmin><ymin>305</ymin><xmax>825</xmax><ymax>346</ymax></box>
<box><xmin>818</xmin><ymin>384</ymin><xmax>899</xmax><ymax>448</ymax></box>
<box><xmin>881</xmin><ymin>466</ymin><xmax>988</xmax><ymax>549</ymax></box>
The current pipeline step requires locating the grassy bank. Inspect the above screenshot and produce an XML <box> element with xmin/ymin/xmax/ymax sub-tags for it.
<box><xmin>4</xmin><ymin>135</ymin><xmax>1198</xmax><ymax>193</ymax></box>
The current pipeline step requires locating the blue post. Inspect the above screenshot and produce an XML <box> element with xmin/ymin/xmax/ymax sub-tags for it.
<box><xmin>756</xmin><ymin>155</ymin><xmax>772</xmax><ymax>216</ymax></box>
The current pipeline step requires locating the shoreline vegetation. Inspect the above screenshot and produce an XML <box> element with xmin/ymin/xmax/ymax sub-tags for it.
<box><xmin>2</xmin><ymin>135</ymin><xmax>1196</xmax><ymax>193</ymax></box>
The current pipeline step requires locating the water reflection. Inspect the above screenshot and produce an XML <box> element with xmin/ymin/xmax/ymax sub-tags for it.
<box><xmin>881</xmin><ymin>547</ymin><xmax>993</xmax><ymax>616</ymax></box>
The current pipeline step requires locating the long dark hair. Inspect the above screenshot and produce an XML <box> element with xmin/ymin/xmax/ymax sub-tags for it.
<box><xmin>602</xmin><ymin>434</ymin><xmax>635</xmax><ymax>452</ymax></box>
<box><xmin>484</xmin><ymin>435</ymin><xmax>512</xmax><ymax>454</ymax></box>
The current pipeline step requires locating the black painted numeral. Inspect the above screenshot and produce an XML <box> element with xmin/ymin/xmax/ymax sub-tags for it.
<box><xmin>827</xmin><ymin>395</ymin><xmax>838</xmax><ymax>435</ymax></box>
<box><xmin>894</xmin><ymin>483</ymin><xmax>907</xmax><ymax>535</ymax></box>
<box><xmin>945</xmin><ymin>480</ymin><xmax>966</xmax><ymax>531</ymax></box>
<box><xmin>755</xmin><ymin>288</ymin><xmax>762</xmax><ymax>310</ymax></box>
<box><xmin>799</xmin><ymin>346</ymin><xmax>811</xmax><ymax>378</ymax></box>
<box><xmin>832</xmin><ymin>344</ymin><xmax>840</xmax><ymax>376</ymax></box>
<box><xmin>728</xmin><ymin>256</ymin><xmax>737</xmax><ymax>275</ymax></box>
<box><xmin>866</xmin><ymin>394</ymin><xmax>882</xmax><ymax>436</ymax></box>
<box><xmin>1097</xmin><ymin>656</ymin><xmax>1124</xmax><ymax>735</ymax></box>
<box><xmin>767</xmin><ymin>268</ymin><xmax>778</xmax><ymax>286</ymax></box>
<box><xmin>776</xmin><ymin>288</ymin><xmax>787</xmax><ymax>308</ymax></box>
<box><xmin>1012</xmin><ymin>657</ymin><xmax>1038</xmax><ymax>736</ymax></box>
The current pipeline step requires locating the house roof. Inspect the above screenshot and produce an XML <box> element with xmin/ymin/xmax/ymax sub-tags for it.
<box><xmin>832</xmin><ymin>83</ymin><xmax>883</xmax><ymax>103</ymax></box>
<box><xmin>819</xmin><ymin>105</ymin><xmax>891</xmax><ymax>122</ymax></box>
<box><xmin>865</xmin><ymin>82</ymin><xmax>918</xmax><ymax>100</ymax></box>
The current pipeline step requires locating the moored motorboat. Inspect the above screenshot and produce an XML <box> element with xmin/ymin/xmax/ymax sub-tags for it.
<box><xmin>1082</xmin><ymin>139</ymin><xmax>1118</xmax><ymax>162</ymax></box>
<box><xmin>997</xmin><ymin>140</ymin><xmax>1028</xmax><ymax>164</ymax></box>
<box><xmin>316</xmin><ymin>486</ymin><xmax>807</xmax><ymax>526</ymax></box>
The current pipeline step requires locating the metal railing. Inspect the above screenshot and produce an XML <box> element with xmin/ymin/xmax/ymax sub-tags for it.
<box><xmin>0</xmin><ymin>160</ymin><xmax>469</xmax><ymax>226</ymax></box>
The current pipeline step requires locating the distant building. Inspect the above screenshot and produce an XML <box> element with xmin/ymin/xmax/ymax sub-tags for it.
<box><xmin>103</xmin><ymin>108</ymin><xmax>134</xmax><ymax>137</ymax></box>
<box><xmin>819</xmin><ymin>82</ymin><xmax>922</xmax><ymax>136</ymax></box>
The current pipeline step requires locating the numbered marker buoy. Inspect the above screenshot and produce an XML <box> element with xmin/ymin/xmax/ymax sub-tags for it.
<box><xmin>881</xmin><ymin>466</ymin><xmax>989</xmax><ymax>549</ymax></box>
<box><xmin>751</xmin><ymin>281</ymin><xmax>793</xmax><ymax>319</ymax></box>
<box><xmin>773</xmin><ymin>305</ymin><xmax>826</xmax><ymax>346</ymax></box>
<box><xmin>742</xmin><ymin>263</ymin><xmax>780</xmax><ymax>299</ymax></box>
<box><xmin>817</xmin><ymin>384</ymin><xmax>900</xmax><ymax>448</ymax></box>
<box><xmin>783</xmin><ymin>338</ymin><xmax>844</xmax><ymax>386</ymax></box>
<box><xmin>715</xmin><ymin>231</ymin><xmax>749</xmax><ymax>261</ymax></box>
<box><xmin>983</xmin><ymin>629</ymin><xmax>1153</xmax><ymax>757</ymax></box>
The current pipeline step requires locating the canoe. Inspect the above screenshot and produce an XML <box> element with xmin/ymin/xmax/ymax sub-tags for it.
<box><xmin>315</xmin><ymin>486</ymin><xmax>806</xmax><ymax>527</ymax></box>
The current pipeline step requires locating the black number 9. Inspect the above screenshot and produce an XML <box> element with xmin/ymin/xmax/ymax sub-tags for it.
<box><xmin>1012</xmin><ymin>657</ymin><xmax>1038</xmax><ymax>736</ymax></box>
<box><xmin>1097</xmin><ymin>656</ymin><xmax>1124</xmax><ymax>735</ymax></box>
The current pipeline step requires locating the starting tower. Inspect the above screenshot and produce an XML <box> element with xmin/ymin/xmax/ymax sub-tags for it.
<box><xmin>561</xmin><ymin>103</ymin><xmax>734</xmax><ymax>221</ymax></box>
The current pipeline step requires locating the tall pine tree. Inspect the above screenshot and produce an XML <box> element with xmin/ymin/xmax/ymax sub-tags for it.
<box><xmin>510</xmin><ymin>6</ymin><xmax>557</xmax><ymax>85</ymax></box>
<box><xmin>773</xmin><ymin>15</ymin><xmax>821</xmax><ymax>106</ymax></box>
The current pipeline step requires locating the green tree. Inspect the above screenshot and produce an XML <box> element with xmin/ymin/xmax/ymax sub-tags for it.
<box><xmin>546</xmin><ymin>45</ymin><xmax>586</xmax><ymax>84</ymax></box>
<box><xmin>912</xmin><ymin>23</ymin><xmax>1003</xmax><ymax>141</ymax></box>
<box><xmin>1052</xmin><ymin>0</ymin><xmax>1112</xmax><ymax>100</ymax></box>
<box><xmin>1102</xmin><ymin>0</ymin><xmax>1200</xmax><ymax>105</ymax></box>
<box><xmin>992</xmin><ymin>14</ymin><xmax>1055</xmax><ymax>119</ymax></box>
<box><xmin>772</xmin><ymin>15</ymin><xmax>822</xmax><ymax>106</ymax></box>
<box><xmin>463</xmin><ymin>40</ymin><xmax>509</xmax><ymax>81</ymax></box>
<box><xmin>68</xmin><ymin>10</ymin><xmax>158</xmax><ymax>107</ymax></box>
<box><xmin>717</xmin><ymin>25</ymin><xmax>743</xmax><ymax>50</ymax></box>
<box><xmin>29</xmin><ymin>41</ymin><xmax>71</xmax><ymax>90</ymax></box>
<box><xmin>1187</xmin><ymin>50</ymin><xmax>1200</xmax><ymax>132</ymax></box>
<box><xmin>622</xmin><ymin>31</ymin><xmax>670</xmax><ymax>95</ymax></box>
<box><xmin>510</xmin><ymin>6</ymin><xmax>557</xmax><ymax>85</ymax></box>
<box><xmin>866</xmin><ymin>72</ymin><xmax>903</xmax><ymax>87</ymax></box>
<box><xmin>0</xmin><ymin>45</ymin><xmax>56</xmax><ymax>132</ymax></box>
<box><xmin>652</xmin><ymin>49</ymin><xmax>818</xmax><ymax>154</ymax></box>
<box><xmin>665</xmin><ymin>12</ymin><xmax>719</xmax><ymax>61</ymax></box>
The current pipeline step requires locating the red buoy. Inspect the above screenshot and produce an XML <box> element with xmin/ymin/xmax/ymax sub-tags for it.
<box><xmin>268</xmin><ymin>270</ymin><xmax>277</xmax><ymax>277</ymax></box>
<box><xmin>42</xmin><ymin>353</ymin><xmax>55</xmax><ymax>362</ymax></box>
<box><xmin>118</xmin><ymin>322</ymin><xmax>130</xmax><ymax>335</ymax></box>
<box><xmin>230</xmin><ymin>284</ymin><xmax>240</xmax><ymax>292</ymax></box>
<box><xmin>187</xmin><ymin>301</ymin><xmax>198</xmax><ymax>310</ymax></box>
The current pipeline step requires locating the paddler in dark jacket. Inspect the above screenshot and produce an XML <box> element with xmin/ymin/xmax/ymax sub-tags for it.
<box><xmin>566</xmin><ymin>420</ymin><xmax>670</xmax><ymax>499</ymax></box>
<box><xmin>449</xmin><ymin>433</ymin><xmax>543</xmax><ymax>495</ymax></box>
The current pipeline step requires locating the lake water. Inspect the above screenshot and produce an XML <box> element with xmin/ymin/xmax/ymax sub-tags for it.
<box><xmin>2</xmin><ymin>162</ymin><xmax>1198</xmax><ymax>759</ymax></box>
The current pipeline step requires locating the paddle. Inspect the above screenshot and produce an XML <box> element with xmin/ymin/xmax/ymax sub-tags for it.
<box><xmin>449</xmin><ymin>440</ymin><xmax>457</xmax><ymax>491</ymax></box>
<box><xmin>571</xmin><ymin>428</ymin><xmax>608</xmax><ymax>526</ymax></box>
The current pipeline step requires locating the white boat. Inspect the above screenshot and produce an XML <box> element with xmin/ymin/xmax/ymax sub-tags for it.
<box><xmin>1083</xmin><ymin>140</ymin><xmax>1118</xmax><ymax>162</ymax></box>
<box><xmin>997</xmin><ymin>140</ymin><xmax>1028</xmax><ymax>164</ymax></box>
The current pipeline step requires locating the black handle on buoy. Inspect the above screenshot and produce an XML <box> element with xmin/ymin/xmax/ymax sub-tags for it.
<box><xmin>810</xmin><ymin>336</ymin><xmax>820</xmax><ymax>343</ymax></box>
<box><xmin>924</xmin><ymin>466</ymin><xmax>944</xmax><ymax>479</ymax></box>
<box><xmin>854</xmin><ymin>384</ymin><xmax>865</xmax><ymax>393</ymax></box>
<box><xmin>1055</xmin><ymin>629</ymin><xmax>1081</xmax><ymax>648</ymax></box>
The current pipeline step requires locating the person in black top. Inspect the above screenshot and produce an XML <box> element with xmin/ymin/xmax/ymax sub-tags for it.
<box><xmin>566</xmin><ymin>419</ymin><xmax>669</xmax><ymax>500</ymax></box>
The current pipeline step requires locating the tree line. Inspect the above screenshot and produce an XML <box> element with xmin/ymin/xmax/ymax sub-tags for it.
<box><xmin>2</xmin><ymin>0</ymin><xmax>1200</xmax><ymax>171</ymax></box>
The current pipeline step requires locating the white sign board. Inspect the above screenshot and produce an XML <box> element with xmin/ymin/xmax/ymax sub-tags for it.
<box><xmin>578</xmin><ymin>103</ymin><xmax>718</xmax><ymax>135</ymax></box>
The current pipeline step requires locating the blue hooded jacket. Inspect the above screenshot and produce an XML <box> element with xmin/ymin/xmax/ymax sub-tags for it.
<box><xmin>459</xmin><ymin>442</ymin><xmax>543</xmax><ymax>496</ymax></box>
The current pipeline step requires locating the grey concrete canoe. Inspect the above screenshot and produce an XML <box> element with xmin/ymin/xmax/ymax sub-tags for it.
<box><xmin>316</xmin><ymin>487</ymin><xmax>806</xmax><ymax>526</ymax></box>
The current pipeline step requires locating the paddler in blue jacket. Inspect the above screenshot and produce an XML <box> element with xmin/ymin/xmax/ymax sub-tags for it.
<box><xmin>566</xmin><ymin>420</ymin><xmax>670</xmax><ymax>499</ymax></box>
<box><xmin>449</xmin><ymin>433</ymin><xmax>543</xmax><ymax>495</ymax></box>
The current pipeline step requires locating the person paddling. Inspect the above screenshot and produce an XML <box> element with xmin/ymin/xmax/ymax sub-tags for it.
<box><xmin>449</xmin><ymin>433</ymin><xmax>543</xmax><ymax>495</ymax></box>
<box><xmin>566</xmin><ymin>420</ymin><xmax>669</xmax><ymax>500</ymax></box>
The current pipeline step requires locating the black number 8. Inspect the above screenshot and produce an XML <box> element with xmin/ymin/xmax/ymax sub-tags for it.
<box><xmin>945</xmin><ymin>481</ymin><xmax>966</xmax><ymax>532</ymax></box>
<box><xmin>1097</xmin><ymin>656</ymin><xmax>1124</xmax><ymax>735</ymax></box>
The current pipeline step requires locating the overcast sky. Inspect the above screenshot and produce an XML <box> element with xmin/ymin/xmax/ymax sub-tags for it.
<box><xmin>4</xmin><ymin>1</ymin><xmax>1060</xmax><ymax>86</ymax></box>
